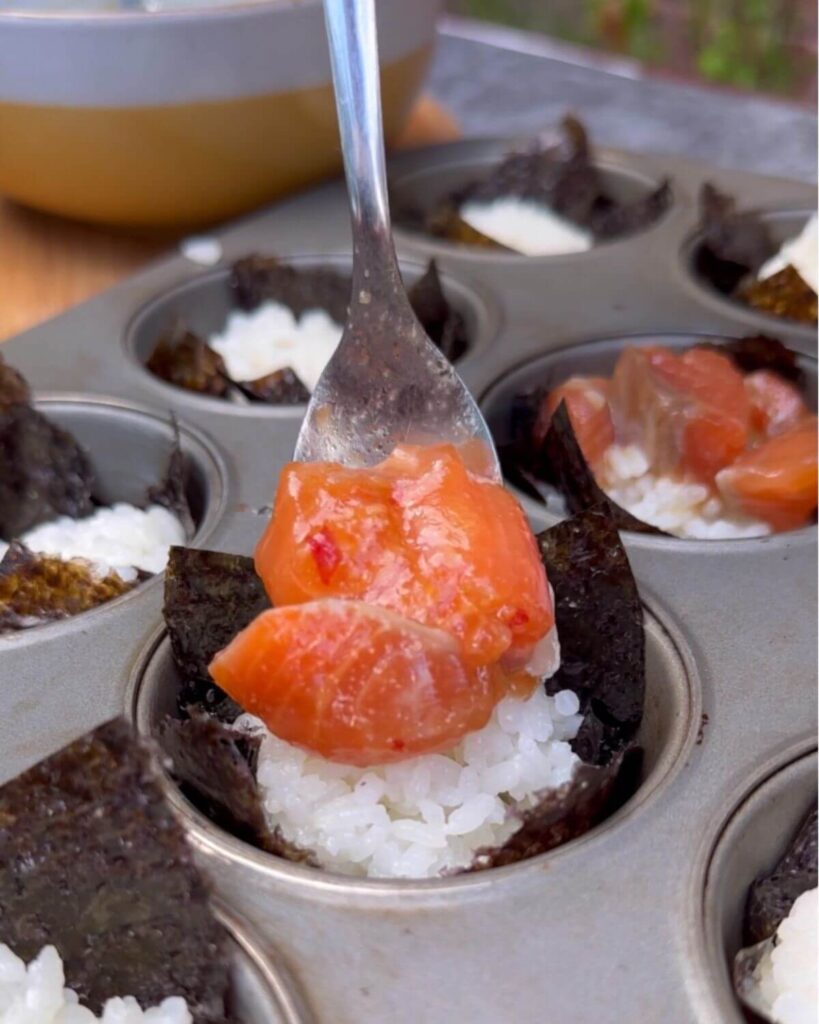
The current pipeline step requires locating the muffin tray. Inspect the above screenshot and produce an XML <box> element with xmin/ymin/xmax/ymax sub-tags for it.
<box><xmin>0</xmin><ymin>139</ymin><xmax>816</xmax><ymax>1024</ymax></box>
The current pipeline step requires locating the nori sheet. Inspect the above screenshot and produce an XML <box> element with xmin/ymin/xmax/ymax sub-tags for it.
<box><xmin>539</xmin><ymin>401</ymin><xmax>667</xmax><ymax>534</ymax></box>
<box><xmin>694</xmin><ymin>182</ymin><xmax>776</xmax><ymax>295</ymax></box>
<box><xmin>234</xmin><ymin>367</ymin><xmax>310</xmax><ymax>405</ymax></box>
<box><xmin>408</xmin><ymin>116</ymin><xmax>671</xmax><ymax>247</ymax></box>
<box><xmin>0</xmin><ymin>355</ymin><xmax>96</xmax><ymax>540</ymax></box>
<box><xmin>0</xmin><ymin>542</ymin><xmax>135</xmax><ymax>633</ymax></box>
<box><xmin>146</xmin><ymin>419</ymin><xmax>196</xmax><ymax>541</ymax></box>
<box><xmin>745</xmin><ymin>806</ymin><xmax>818</xmax><ymax>945</ymax></box>
<box><xmin>145</xmin><ymin>326</ymin><xmax>230</xmax><ymax>398</ymax></box>
<box><xmin>474</xmin><ymin>507</ymin><xmax>645</xmax><ymax>868</ymax></box>
<box><xmin>697</xmin><ymin>334</ymin><xmax>805</xmax><ymax>385</ymax></box>
<box><xmin>231</xmin><ymin>255</ymin><xmax>351</xmax><ymax>322</ymax></box>
<box><xmin>0</xmin><ymin>719</ymin><xmax>230</xmax><ymax>1023</ymax></box>
<box><xmin>407</xmin><ymin>259</ymin><xmax>469</xmax><ymax>362</ymax></box>
<box><xmin>740</xmin><ymin>264</ymin><xmax>818</xmax><ymax>325</ymax></box>
<box><xmin>163</xmin><ymin>547</ymin><xmax>270</xmax><ymax>719</ymax></box>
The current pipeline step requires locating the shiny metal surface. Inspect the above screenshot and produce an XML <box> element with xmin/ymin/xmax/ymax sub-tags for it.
<box><xmin>295</xmin><ymin>0</ymin><xmax>500</xmax><ymax>474</ymax></box>
<box><xmin>0</xmin><ymin>139</ymin><xmax>815</xmax><ymax>1023</ymax></box>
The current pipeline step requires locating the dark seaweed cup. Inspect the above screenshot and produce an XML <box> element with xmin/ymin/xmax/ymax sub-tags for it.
<box><xmin>480</xmin><ymin>333</ymin><xmax>818</xmax><ymax>541</ymax></box>
<box><xmin>389</xmin><ymin>120</ymin><xmax>672</xmax><ymax>258</ymax></box>
<box><xmin>131</xmin><ymin>509</ymin><xmax>697</xmax><ymax>883</ymax></box>
<box><xmin>0</xmin><ymin>397</ymin><xmax>224</xmax><ymax>635</ymax></box>
<box><xmin>129</xmin><ymin>255</ymin><xmax>482</xmax><ymax>409</ymax></box>
<box><xmin>701</xmin><ymin>748</ymin><xmax>817</xmax><ymax>1024</ymax></box>
<box><xmin>684</xmin><ymin>186</ymin><xmax>817</xmax><ymax>334</ymax></box>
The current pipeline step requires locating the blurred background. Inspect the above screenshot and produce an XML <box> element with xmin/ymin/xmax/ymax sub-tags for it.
<box><xmin>446</xmin><ymin>0</ymin><xmax>817</xmax><ymax>102</ymax></box>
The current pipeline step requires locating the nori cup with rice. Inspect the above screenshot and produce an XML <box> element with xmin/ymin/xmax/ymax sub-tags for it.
<box><xmin>497</xmin><ymin>334</ymin><xmax>813</xmax><ymax>538</ymax></box>
<box><xmin>393</xmin><ymin>115</ymin><xmax>672</xmax><ymax>252</ymax></box>
<box><xmin>733</xmin><ymin>806</ymin><xmax>818</xmax><ymax>1022</ymax></box>
<box><xmin>157</xmin><ymin>505</ymin><xmax>646</xmax><ymax>876</ymax></box>
<box><xmin>0</xmin><ymin>358</ymin><xmax>195</xmax><ymax>633</ymax></box>
<box><xmin>694</xmin><ymin>184</ymin><xmax>818</xmax><ymax>326</ymax></box>
<box><xmin>146</xmin><ymin>256</ymin><xmax>469</xmax><ymax>403</ymax></box>
<box><xmin>0</xmin><ymin>718</ymin><xmax>232</xmax><ymax>1022</ymax></box>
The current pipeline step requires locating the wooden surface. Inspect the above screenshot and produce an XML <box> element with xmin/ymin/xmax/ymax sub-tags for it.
<box><xmin>0</xmin><ymin>96</ymin><xmax>459</xmax><ymax>343</ymax></box>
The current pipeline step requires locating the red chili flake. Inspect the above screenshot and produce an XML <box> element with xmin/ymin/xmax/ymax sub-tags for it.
<box><xmin>307</xmin><ymin>529</ymin><xmax>341</xmax><ymax>584</ymax></box>
<box><xmin>389</xmin><ymin>738</ymin><xmax>406</xmax><ymax>752</ymax></box>
<box><xmin>507</xmin><ymin>608</ymin><xmax>530</xmax><ymax>628</ymax></box>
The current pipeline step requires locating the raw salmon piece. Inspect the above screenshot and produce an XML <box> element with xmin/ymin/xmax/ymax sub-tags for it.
<box><xmin>610</xmin><ymin>346</ymin><xmax>750</xmax><ymax>483</ymax></box>
<box><xmin>209</xmin><ymin>600</ymin><xmax>498</xmax><ymax>766</ymax></box>
<box><xmin>745</xmin><ymin>370</ymin><xmax>809</xmax><ymax>438</ymax></box>
<box><xmin>536</xmin><ymin>377</ymin><xmax>615</xmax><ymax>466</ymax></box>
<box><xmin>255</xmin><ymin>444</ymin><xmax>555</xmax><ymax>670</ymax></box>
<box><xmin>716</xmin><ymin>419</ymin><xmax>818</xmax><ymax>531</ymax></box>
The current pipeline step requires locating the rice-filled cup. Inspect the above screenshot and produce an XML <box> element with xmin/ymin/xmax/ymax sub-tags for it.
<box><xmin>0</xmin><ymin>0</ymin><xmax>439</xmax><ymax>226</ymax></box>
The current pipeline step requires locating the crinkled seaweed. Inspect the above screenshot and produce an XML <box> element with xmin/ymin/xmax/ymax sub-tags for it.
<box><xmin>540</xmin><ymin>401</ymin><xmax>667</xmax><ymax>534</ymax></box>
<box><xmin>406</xmin><ymin>116</ymin><xmax>671</xmax><ymax>248</ymax></box>
<box><xmin>733</xmin><ymin>805</ymin><xmax>817</xmax><ymax>1021</ymax></box>
<box><xmin>234</xmin><ymin>368</ymin><xmax>310</xmax><ymax>405</ymax></box>
<box><xmin>0</xmin><ymin>355</ymin><xmax>95</xmax><ymax>540</ymax></box>
<box><xmin>163</xmin><ymin>547</ymin><xmax>270</xmax><ymax>719</ymax></box>
<box><xmin>698</xmin><ymin>333</ymin><xmax>805</xmax><ymax>385</ymax></box>
<box><xmin>475</xmin><ymin>507</ymin><xmax>645</xmax><ymax>868</ymax></box>
<box><xmin>145</xmin><ymin>326</ymin><xmax>230</xmax><ymax>398</ymax></box>
<box><xmin>741</xmin><ymin>264</ymin><xmax>818</xmax><ymax>326</ymax></box>
<box><xmin>407</xmin><ymin>260</ymin><xmax>469</xmax><ymax>362</ymax></box>
<box><xmin>0</xmin><ymin>542</ymin><xmax>135</xmax><ymax>633</ymax></box>
<box><xmin>232</xmin><ymin>255</ymin><xmax>351</xmax><ymax>323</ymax></box>
<box><xmin>695</xmin><ymin>182</ymin><xmax>776</xmax><ymax>295</ymax></box>
<box><xmin>0</xmin><ymin>719</ymin><xmax>230</xmax><ymax>1023</ymax></box>
<box><xmin>746</xmin><ymin>806</ymin><xmax>818</xmax><ymax>945</ymax></box>
<box><xmin>146</xmin><ymin>419</ymin><xmax>196</xmax><ymax>540</ymax></box>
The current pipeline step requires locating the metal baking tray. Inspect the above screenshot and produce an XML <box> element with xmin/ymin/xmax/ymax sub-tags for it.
<box><xmin>1</xmin><ymin>138</ymin><xmax>816</xmax><ymax>1024</ymax></box>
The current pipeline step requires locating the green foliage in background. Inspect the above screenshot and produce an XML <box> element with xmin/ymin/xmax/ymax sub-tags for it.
<box><xmin>446</xmin><ymin>0</ymin><xmax>815</xmax><ymax>98</ymax></box>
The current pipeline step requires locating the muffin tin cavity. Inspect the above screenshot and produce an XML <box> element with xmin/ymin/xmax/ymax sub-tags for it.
<box><xmin>126</xmin><ymin>255</ymin><xmax>493</xmax><ymax>412</ymax></box>
<box><xmin>389</xmin><ymin>139</ymin><xmax>671</xmax><ymax>260</ymax></box>
<box><xmin>0</xmin><ymin>398</ymin><xmax>226</xmax><ymax>639</ymax></box>
<box><xmin>682</xmin><ymin>207</ymin><xmax>818</xmax><ymax>341</ymax></box>
<box><xmin>480</xmin><ymin>333</ymin><xmax>817</xmax><ymax>542</ymax></box>
<box><xmin>698</xmin><ymin>747</ymin><xmax>817</xmax><ymax>1024</ymax></box>
<box><xmin>130</xmin><ymin>602</ymin><xmax>697</xmax><ymax>892</ymax></box>
<box><xmin>220</xmin><ymin>906</ymin><xmax>312</xmax><ymax>1024</ymax></box>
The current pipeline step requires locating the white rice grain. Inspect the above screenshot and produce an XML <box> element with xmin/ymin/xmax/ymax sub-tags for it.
<box><xmin>237</xmin><ymin>683</ymin><xmax>583</xmax><ymax>879</ymax></box>
<box><xmin>0</xmin><ymin>944</ymin><xmax>191</xmax><ymax>1024</ymax></box>
<box><xmin>753</xmin><ymin>887</ymin><xmax>818</xmax><ymax>1024</ymax></box>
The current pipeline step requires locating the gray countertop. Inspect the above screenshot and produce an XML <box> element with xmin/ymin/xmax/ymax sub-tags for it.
<box><xmin>429</xmin><ymin>17</ymin><xmax>817</xmax><ymax>185</ymax></box>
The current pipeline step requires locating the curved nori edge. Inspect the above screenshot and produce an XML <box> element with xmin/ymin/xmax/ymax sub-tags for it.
<box><xmin>694</xmin><ymin>182</ymin><xmax>777</xmax><ymax>295</ymax></box>
<box><xmin>0</xmin><ymin>354</ymin><xmax>95</xmax><ymax>540</ymax></box>
<box><xmin>745</xmin><ymin>805</ymin><xmax>818</xmax><ymax>945</ymax></box>
<box><xmin>696</xmin><ymin>334</ymin><xmax>805</xmax><ymax>385</ymax></box>
<box><xmin>540</xmin><ymin>402</ymin><xmax>667</xmax><ymax>535</ymax></box>
<box><xmin>0</xmin><ymin>719</ymin><xmax>231</xmax><ymax>1023</ymax></box>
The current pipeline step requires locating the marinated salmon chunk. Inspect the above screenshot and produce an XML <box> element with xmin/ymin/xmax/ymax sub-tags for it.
<box><xmin>255</xmin><ymin>444</ymin><xmax>555</xmax><ymax>672</ymax></box>
<box><xmin>537</xmin><ymin>377</ymin><xmax>615</xmax><ymax>467</ymax></box>
<box><xmin>610</xmin><ymin>346</ymin><xmax>750</xmax><ymax>483</ymax></box>
<box><xmin>210</xmin><ymin>601</ymin><xmax>498</xmax><ymax>766</ymax></box>
<box><xmin>716</xmin><ymin>420</ymin><xmax>818</xmax><ymax>531</ymax></box>
<box><xmin>745</xmin><ymin>370</ymin><xmax>810</xmax><ymax>439</ymax></box>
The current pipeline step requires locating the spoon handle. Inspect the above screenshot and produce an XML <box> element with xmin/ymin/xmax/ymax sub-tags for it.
<box><xmin>322</xmin><ymin>0</ymin><xmax>403</xmax><ymax>292</ymax></box>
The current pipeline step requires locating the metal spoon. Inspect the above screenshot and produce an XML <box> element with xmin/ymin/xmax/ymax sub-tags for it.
<box><xmin>294</xmin><ymin>0</ymin><xmax>501</xmax><ymax>481</ymax></box>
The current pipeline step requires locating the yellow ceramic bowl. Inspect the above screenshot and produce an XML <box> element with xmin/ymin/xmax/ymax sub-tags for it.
<box><xmin>0</xmin><ymin>0</ymin><xmax>439</xmax><ymax>226</ymax></box>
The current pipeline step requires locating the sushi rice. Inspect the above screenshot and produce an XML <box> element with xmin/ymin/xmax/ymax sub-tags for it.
<box><xmin>0</xmin><ymin>944</ymin><xmax>190</xmax><ymax>1024</ymax></box>
<box><xmin>752</xmin><ymin>887</ymin><xmax>818</xmax><ymax>1024</ymax></box>
<box><xmin>237</xmin><ymin>676</ymin><xmax>584</xmax><ymax>880</ymax></box>
<box><xmin>0</xmin><ymin>505</ymin><xmax>185</xmax><ymax>582</ymax></box>
<box><xmin>599</xmin><ymin>444</ymin><xmax>771</xmax><ymax>540</ymax></box>
<box><xmin>209</xmin><ymin>303</ymin><xmax>342</xmax><ymax>393</ymax></box>
<box><xmin>459</xmin><ymin>196</ymin><xmax>593</xmax><ymax>257</ymax></box>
